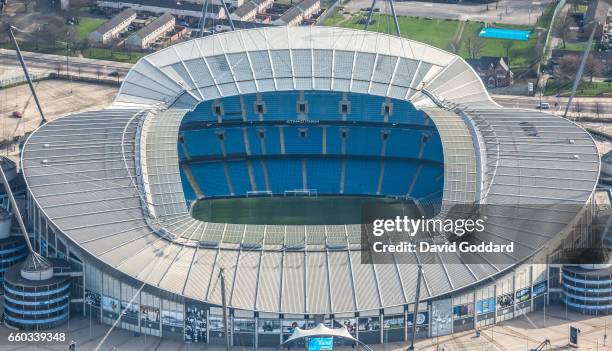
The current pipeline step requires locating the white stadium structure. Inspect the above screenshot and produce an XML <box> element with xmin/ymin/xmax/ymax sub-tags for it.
<box><xmin>15</xmin><ymin>26</ymin><xmax>601</xmax><ymax>345</ymax></box>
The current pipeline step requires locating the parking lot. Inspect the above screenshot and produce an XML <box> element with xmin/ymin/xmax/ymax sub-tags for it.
<box><xmin>0</xmin><ymin>80</ymin><xmax>117</xmax><ymax>158</ymax></box>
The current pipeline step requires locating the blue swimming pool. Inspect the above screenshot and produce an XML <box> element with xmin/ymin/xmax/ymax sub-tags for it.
<box><xmin>479</xmin><ymin>27</ymin><xmax>531</xmax><ymax>41</ymax></box>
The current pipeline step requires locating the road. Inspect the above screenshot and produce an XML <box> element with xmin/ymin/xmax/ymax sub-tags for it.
<box><xmin>0</xmin><ymin>49</ymin><xmax>131</xmax><ymax>81</ymax></box>
<box><xmin>492</xmin><ymin>95</ymin><xmax>611</xmax><ymax>117</ymax></box>
<box><xmin>342</xmin><ymin>0</ymin><xmax>555</xmax><ymax>26</ymax></box>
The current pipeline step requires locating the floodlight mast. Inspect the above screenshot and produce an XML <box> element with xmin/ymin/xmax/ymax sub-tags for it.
<box><xmin>199</xmin><ymin>0</ymin><xmax>209</xmax><ymax>38</ymax></box>
<box><xmin>6</xmin><ymin>25</ymin><xmax>47</xmax><ymax>125</ymax></box>
<box><xmin>563</xmin><ymin>21</ymin><xmax>598</xmax><ymax>117</ymax></box>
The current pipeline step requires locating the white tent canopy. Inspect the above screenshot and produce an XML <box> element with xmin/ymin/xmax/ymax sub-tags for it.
<box><xmin>283</xmin><ymin>323</ymin><xmax>358</xmax><ymax>345</ymax></box>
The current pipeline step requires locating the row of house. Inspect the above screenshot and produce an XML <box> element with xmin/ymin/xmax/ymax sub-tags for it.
<box><xmin>231</xmin><ymin>0</ymin><xmax>274</xmax><ymax>22</ymax></box>
<box><xmin>88</xmin><ymin>8</ymin><xmax>137</xmax><ymax>44</ymax></box>
<box><xmin>97</xmin><ymin>0</ymin><xmax>226</xmax><ymax>24</ymax></box>
<box><xmin>125</xmin><ymin>13</ymin><xmax>176</xmax><ymax>49</ymax></box>
<box><xmin>273</xmin><ymin>0</ymin><xmax>320</xmax><ymax>26</ymax></box>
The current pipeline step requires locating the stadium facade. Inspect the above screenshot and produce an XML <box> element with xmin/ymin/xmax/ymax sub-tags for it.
<box><xmin>18</xmin><ymin>26</ymin><xmax>601</xmax><ymax>345</ymax></box>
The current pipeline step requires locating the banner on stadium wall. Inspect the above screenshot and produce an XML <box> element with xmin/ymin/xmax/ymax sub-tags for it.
<box><xmin>476</xmin><ymin>298</ymin><xmax>495</xmax><ymax>314</ymax></box>
<box><xmin>101</xmin><ymin>296</ymin><xmax>119</xmax><ymax>313</ymax></box>
<box><xmin>84</xmin><ymin>290</ymin><xmax>101</xmax><ymax>308</ymax></box>
<box><xmin>283</xmin><ymin>320</ymin><xmax>307</xmax><ymax>341</ymax></box>
<box><xmin>383</xmin><ymin>315</ymin><xmax>405</xmax><ymax>330</ymax></box>
<box><xmin>533</xmin><ymin>281</ymin><xmax>547</xmax><ymax>297</ymax></box>
<box><xmin>407</xmin><ymin>311</ymin><xmax>428</xmax><ymax>327</ymax></box>
<box><xmin>258</xmin><ymin>319</ymin><xmax>281</xmax><ymax>334</ymax></box>
<box><xmin>121</xmin><ymin>301</ymin><xmax>139</xmax><ymax>319</ymax></box>
<box><xmin>162</xmin><ymin>310</ymin><xmax>184</xmax><ymax>328</ymax></box>
<box><xmin>185</xmin><ymin>302</ymin><xmax>207</xmax><ymax>343</ymax></box>
<box><xmin>497</xmin><ymin>293</ymin><xmax>514</xmax><ymax>309</ymax></box>
<box><xmin>515</xmin><ymin>288</ymin><xmax>531</xmax><ymax>303</ymax></box>
<box><xmin>358</xmin><ymin>317</ymin><xmax>380</xmax><ymax>332</ymax></box>
<box><xmin>333</xmin><ymin>319</ymin><xmax>356</xmax><ymax>336</ymax></box>
<box><xmin>431</xmin><ymin>299</ymin><xmax>452</xmax><ymax>337</ymax></box>
<box><xmin>453</xmin><ymin>303</ymin><xmax>474</xmax><ymax>319</ymax></box>
<box><xmin>141</xmin><ymin>305</ymin><xmax>160</xmax><ymax>329</ymax></box>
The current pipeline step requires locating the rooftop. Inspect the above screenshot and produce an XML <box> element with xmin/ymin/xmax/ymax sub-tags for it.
<box><xmin>130</xmin><ymin>13</ymin><xmax>175</xmax><ymax>40</ymax></box>
<box><xmin>93</xmin><ymin>8</ymin><xmax>136</xmax><ymax>35</ymax></box>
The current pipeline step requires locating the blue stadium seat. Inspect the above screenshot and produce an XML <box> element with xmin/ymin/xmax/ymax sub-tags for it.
<box><xmin>344</xmin><ymin>159</ymin><xmax>379</xmax><ymax>194</ymax></box>
<box><xmin>250</xmin><ymin>159</ymin><xmax>267</xmax><ymax>192</ymax></box>
<box><xmin>346</xmin><ymin>94</ymin><xmax>385</xmax><ymax>122</ymax></box>
<box><xmin>380</xmin><ymin>160</ymin><xmax>418</xmax><ymax>196</ymax></box>
<box><xmin>182</xmin><ymin>130</ymin><xmax>222</xmax><ymax>157</ymax></box>
<box><xmin>284</xmin><ymin>127</ymin><xmax>323</xmax><ymax>154</ymax></box>
<box><xmin>243</xmin><ymin>94</ymin><xmax>260</xmax><ymax>121</ymax></box>
<box><xmin>190</xmin><ymin>162</ymin><xmax>229</xmax><ymax>197</ymax></box>
<box><xmin>325</xmin><ymin>127</ymin><xmax>343</xmax><ymax>155</ymax></box>
<box><xmin>263</xmin><ymin>127</ymin><xmax>282</xmax><ymax>155</ymax></box>
<box><xmin>178</xmin><ymin>91</ymin><xmax>446</xmax><ymax>201</ymax></box>
<box><xmin>181</xmin><ymin>100</ymin><xmax>217</xmax><ymax>123</ymax></box>
<box><xmin>385</xmin><ymin>129</ymin><xmax>423</xmax><ymax>159</ymax></box>
<box><xmin>304</xmin><ymin>91</ymin><xmax>341</xmax><ymax>120</ymax></box>
<box><xmin>262</xmin><ymin>92</ymin><xmax>298</xmax><ymax>120</ymax></box>
<box><xmin>410</xmin><ymin>164</ymin><xmax>444</xmax><ymax>199</ymax></box>
<box><xmin>345</xmin><ymin>127</ymin><xmax>382</xmax><ymax>156</ymax></box>
<box><xmin>227</xmin><ymin>161</ymin><xmax>251</xmax><ymax>195</ymax></box>
<box><xmin>180</xmin><ymin>170</ymin><xmax>197</xmax><ymax>202</ymax></box>
<box><xmin>423</xmin><ymin>135</ymin><xmax>444</xmax><ymax>163</ymax></box>
<box><xmin>220</xmin><ymin>95</ymin><xmax>243</xmax><ymax>121</ymax></box>
<box><xmin>222</xmin><ymin>128</ymin><xmax>245</xmax><ymax>155</ymax></box>
<box><xmin>388</xmin><ymin>99</ymin><xmax>422</xmax><ymax>124</ymax></box>
<box><xmin>246</xmin><ymin>128</ymin><xmax>263</xmax><ymax>155</ymax></box>
<box><xmin>266</xmin><ymin>159</ymin><xmax>303</xmax><ymax>193</ymax></box>
<box><xmin>306</xmin><ymin>159</ymin><xmax>341</xmax><ymax>194</ymax></box>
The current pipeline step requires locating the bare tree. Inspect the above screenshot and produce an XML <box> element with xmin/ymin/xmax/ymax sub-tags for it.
<box><xmin>553</xmin><ymin>13</ymin><xmax>576</xmax><ymax>49</ymax></box>
<box><xmin>502</xmin><ymin>40</ymin><xmax>513</xmax><ymax>62</ymax></box>
<box><xmin>448</xmin><ymin>38</ymin><xmax>461</xmax><ymax>54</ymax></box>
<box><xmin>584</xmin><ymin>54</ymin><xmax>605</xmax><ymax>82</ymax></box>
<box><xmin>22</xmin><ymin>0</ymin><xmax>33</xmax><ymax>12</ymax></box>
<box><xmin>466</xmin><ymin>33</ymin><xmax>485</xmax><ymax>59</ymax></box>
<box><xmin>558</xmin><ymin>54</ymin><xmax>580</xmax><ymax>79</ymax></box>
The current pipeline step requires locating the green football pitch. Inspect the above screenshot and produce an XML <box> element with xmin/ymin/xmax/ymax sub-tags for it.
<box><xmin>191</xmin><ymin>196</ymin><xmax>419</xmax><ymax>225</ymax></box>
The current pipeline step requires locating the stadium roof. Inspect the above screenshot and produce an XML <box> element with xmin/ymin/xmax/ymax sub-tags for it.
<box><xmin>22</xmin><ymin>27</ymin><xmax>600</xmax><ymax>315</ymax></box>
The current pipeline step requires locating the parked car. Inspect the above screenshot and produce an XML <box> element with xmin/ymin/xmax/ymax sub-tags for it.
<box><xmin>11</xmin><ymin>111</ymin><xmax>23</xmax><ymax>118</ymax></box>
<box><xmin>537</xmin><ymin>102</ymin><xmax>551</xmax><ymax>110</ymax></box>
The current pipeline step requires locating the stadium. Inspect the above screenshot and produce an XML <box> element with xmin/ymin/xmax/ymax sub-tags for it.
<box><xmin>16</xmin><ymin>26</ymin><xmax>601</xmax><ymax>346</ymax></box>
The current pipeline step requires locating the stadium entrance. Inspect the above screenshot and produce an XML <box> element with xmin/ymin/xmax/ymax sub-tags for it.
<box><xmin>191</xmin><ymin>196</ymin><xmax>419</xmax><ymax>225</ymax></box>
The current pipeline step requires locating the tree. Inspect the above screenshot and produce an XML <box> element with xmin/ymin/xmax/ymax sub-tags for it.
<box><xmin>584</xmin><ymin>54</ymin><xmax>605</xmax><ymax>82</ymax></box>
<box><xmin>448</xmin><ymin>38</ymin><xmax>461</xmax><ymax>54</ymax></box>
<box><xmin>553</xmin><ymin>13</ymin><xmax>576</xmax><ymax>49</ymax></box>
<box><xmin>502</xmin><ymin>40</ymin><xmax>513</xmax><ymax>62</ymax></box>
<box><xmin>465</xmin><ymin>33</ymin><xmax>485</xmax><ymax>59</ymax></box>
<box><xmin>23</xmin><ymin>0</ymin><xmax>33</xmax><ymax>12</ymax></box>
<box><xmin>558</xmin><ymin>54</ymin><xmax>580</xmax><ymax>79</ymax></box>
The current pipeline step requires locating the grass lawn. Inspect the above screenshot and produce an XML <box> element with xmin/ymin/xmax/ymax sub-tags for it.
<box><xmin>75</xmin><ymin>17</ymin><xmax>106</xmax><ymax>40</ymax></box>
<box><xmin>560</xmin><ymin>41</ymin><xmax>593</xmax><ymax>52</ymax></box>
<box><xmin>544</xmin><ymin>79</ymin><xmax>612</xmax><ymax>96</ymax></box>
<box><xmin>324</xmin><ymin>10</ymin><xmax>347</xmax><ymax>26</ymax></box>
<box><xmin>84</xmin><ymin>48</ymin><xmax>146</xmax><ymax>63</ymax></box>
<box><xmin>324</xmin><ymin>12</ymin><xmax>467</xmax><ymax>50</ymax></box>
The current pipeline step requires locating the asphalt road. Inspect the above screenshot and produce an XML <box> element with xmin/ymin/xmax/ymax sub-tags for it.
<box><xmin>492</xmin><ymin>95</ymin><xmax>611</xmax><ymax>116</ymax></box>
<box><xmin>342</xmin><ymin>0</ymin><xmax>555</xmax><ymax>25</ymax></box>
<box><xmin>0</xmin><ymin>50</ymin><xmax>131</xmax><ymax>79</ymax></box>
